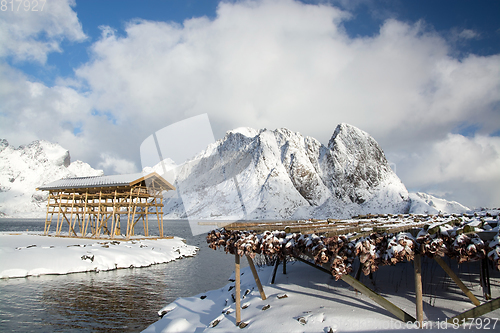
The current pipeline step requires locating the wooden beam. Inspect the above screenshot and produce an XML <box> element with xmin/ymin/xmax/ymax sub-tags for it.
<box><xmin>414</xmin><ymin>254</ymin><xmax>424</xmax><ymax>328</ymax></box>
<box><xmin>341</xmin><ymin>274</ymin><xmax>417</xmax><ymax>323</ymax></box>
<box><xmin>434</xmin><ymin>256</ymin><xmax>480</xmax><ymax>306</ymax></box>
<box><xmin>293</xmin><ymin>255</ymin><xmax>416</xmax><ymax>323</ymax></box>
<box><xmin>271</xmin><ymin>257</ymin><xmax>280</xmax><ymax>284</ymax></box>
<box><xmin>246</xmin><ymin>255</ymin><xmax>267</xmax><ymax>300</ymax></box>
<box><xmin>447</xmin><ymin>297</ymin><xmax>500</xmax><ymax>324</ymax></box>
<box><xmin>235</xmin><ymin>254</ymin><xmax>241</xmax><ymax>325</ymax></box>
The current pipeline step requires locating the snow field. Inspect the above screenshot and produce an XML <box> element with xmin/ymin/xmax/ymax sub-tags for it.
<box><xmin>0</xmin><ymin>232</ymin><xmax>198</xmax><ymax>278</ymax></box>
<box><xmin>144</xmin><ymin>257</ymin><xmax>500</xmax><ymax>332</ymax></box>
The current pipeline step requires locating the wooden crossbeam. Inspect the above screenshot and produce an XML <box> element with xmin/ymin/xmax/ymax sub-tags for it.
<box><xmin>434</xmin><ymin>256</ymin><xmax>480</xmax><ymax>306</ymax></box>
<box><xmin>292</xmin><ymin>255</ymin><xmax>416</xmax><ymax>323</ymax></box>
<box><xmin>447</xmin><ymin>297</ymin><xmax>500</xmax><ymax>324</ymax></box>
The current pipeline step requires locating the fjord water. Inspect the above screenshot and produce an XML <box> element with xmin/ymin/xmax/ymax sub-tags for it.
<box><xmin>0</xmin><ymin>219</ymin><xmax>239</xmax><ymax>332</ymax></box>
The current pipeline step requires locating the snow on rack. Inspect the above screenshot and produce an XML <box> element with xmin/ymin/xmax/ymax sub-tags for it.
<box><xmin>207</xmin><ymin>211</ymin><xmax>500</xmax><ymax>280</ymax></box>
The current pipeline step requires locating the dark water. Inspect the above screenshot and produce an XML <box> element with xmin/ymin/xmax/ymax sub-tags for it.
<box><xmin>0</xmin><ymin>219</ymin><xmax>243</xmax><ymax>332</ymax></box>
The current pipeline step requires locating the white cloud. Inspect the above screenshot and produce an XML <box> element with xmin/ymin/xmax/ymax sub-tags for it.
<box><xmin>0</xmin><ymin>0</ymin><xmax>86</xmax><ymax>63</ymax></box>
<box><xmin>1</xmin><ymin>0</ymin><xmax>499</xmax><ymax>207</ymax></box>
<box><xmin>98</xmin><ymin>153</ymin><xmax>138</xmax><ymax>175</ymax></box>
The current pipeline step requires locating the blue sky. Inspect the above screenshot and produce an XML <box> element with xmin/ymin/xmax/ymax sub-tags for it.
<box><xmin>1</xmin><ymin>0</ymin><xmax>499</xmax><ymax>208</ymax></box>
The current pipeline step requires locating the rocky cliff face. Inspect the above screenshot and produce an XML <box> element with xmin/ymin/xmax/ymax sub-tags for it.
<box><xmin>0</xmin><ymin>139</ymin><xmax>103</xmax><ymax>217</ymax></box>
<box><xmin>162</xmin><ymin>123</ymin><xmax>411</xmax><ymax>220</ymax></box>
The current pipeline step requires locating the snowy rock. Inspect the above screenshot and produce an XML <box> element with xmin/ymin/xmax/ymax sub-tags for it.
<box><xmin>0</xmin><ymin>139</ymin><xmax>103</xmax><ymax>217</ymax></box>
<box><xmin>161</xmin><ymin>124</ymin><xmax>412</xmax><ymax>220</ymax></box>
<box><xmin>408</xmin><ymin>192</ymin><xmax>470</xmax><ymax>214</ymax></box>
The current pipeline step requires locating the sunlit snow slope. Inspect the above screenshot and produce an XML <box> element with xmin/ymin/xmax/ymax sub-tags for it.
<box><xmin>0</xmin><ymin>139</ymin><xmax>103</xmax><ymax>217</ymax></box>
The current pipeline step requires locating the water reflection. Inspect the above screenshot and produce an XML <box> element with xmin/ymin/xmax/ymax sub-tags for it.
<box><xmin>0</xmin><ymin>220</ymin><xmax>243</xmax><ymax>332</ymax></box>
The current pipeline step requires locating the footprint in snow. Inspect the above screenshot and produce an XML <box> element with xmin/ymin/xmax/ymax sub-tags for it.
<box><xmin>241</xmin><ymin>302</ymin><xmax>250</xmax><ymax>309</ymax></box>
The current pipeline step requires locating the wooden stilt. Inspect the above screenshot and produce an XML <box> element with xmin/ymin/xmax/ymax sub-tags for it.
<box><xmin>246</xmin><ymin>255</ymin><xmax>267</xmax><ymax>300</ymax></box>
<box><xmin>480</xmin><ymin>258</ymin><xmax>491</xmax><ymax>300</ymax></box>
<box><xmin>414</xmin><ymin>254</ymin><xmax>424</xmax><ymax>328</ymax></box>
<box><xmin>293</xmin><ymin>255</ymin><xmax>416</xmax><ymax>323</ymax></box>
<box><xmin>56</xmin><ymin>192</ymin><xmax>62</xmax><ymax>235</ymax></box>
<box><xmin>271</xmin><ymin>257</ymin><xmax>280</xmax><ymax>284</ymax></box>
<box><xmin>44</xmin><ymin>191</ymin><xmax>51</xmax><ymax>235</ymax></box>
<box><xmin>434</xmin><ymin>256</ymin><xmax>480</xmax><ymax>306</ymax></box>
<box><xmin>235</xmin><ymin>254</ymin><xmax>241</xmax><ymax>325</ymax></box>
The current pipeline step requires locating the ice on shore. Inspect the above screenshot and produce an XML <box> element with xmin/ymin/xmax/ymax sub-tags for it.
<box><xmin>0</xmin><ymin>232</ymin><xmax>197</xmax><ymax>279</ymax></box>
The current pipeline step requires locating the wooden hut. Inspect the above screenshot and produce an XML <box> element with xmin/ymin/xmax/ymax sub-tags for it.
<box><xmin>37</xmin><ymin>172</ymin><xmax>175</xmax><ymax>239</ymax></box>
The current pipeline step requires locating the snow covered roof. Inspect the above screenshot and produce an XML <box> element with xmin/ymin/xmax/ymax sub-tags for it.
<box><xmin>37</xmin><ymin>172</ymin><xmax>175</xmax><ymax>191</ymax></box>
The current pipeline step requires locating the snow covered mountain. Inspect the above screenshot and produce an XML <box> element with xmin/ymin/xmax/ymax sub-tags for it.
<box><xmin>408</xmin><ymin>192</ymin><xmax>469</xmax><ymax>214</ymax></box>
<box><xmin>1</xmin><ymin>124</ymin><xmax>470</xmax><ymax>220</ymax></box>
<box><xmin>0</xmin><ymin>139</ymin><xmax>103</xmax><ymax>217</ymax></box>
<box><xmin>159</xmin><ymin>124</ymin><xmax>413</xmax><ymax>220</ymax></box>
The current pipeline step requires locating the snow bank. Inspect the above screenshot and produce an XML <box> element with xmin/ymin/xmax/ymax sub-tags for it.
<box><xmin>144</xmin><ymin>260</ymin><xmax>500</xmax><ymax>332</ymax></box>
<box><xmin>0</xmin><ymin>232</ymin><xmax>197</xmax><ymax>278</ymax></box>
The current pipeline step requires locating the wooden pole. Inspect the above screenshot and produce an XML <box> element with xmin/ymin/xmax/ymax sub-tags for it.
<box><xmin>110</xmin><ymin>190</ymin><xmax>117</xmax><ymax>239</ymax></box>
<box><xmin>96</xmin><ymin>190</ymin><xmax>103</xmax><ymax>238</ymax></box>
<box><xmin>447</xmin><ymin>297</ymin><xmax>500</xmax><ymax>324</ymax></box>
<box><xmin>246</xmin><ymin>255</ymin><xmax>267</xmax><ymax>300</ymax></box>
<box><xmin>43</xmin><ymin>191</ymin><xmax>51</xmax><ymax>235</ymax></box>
<box><xmin>293</xmin><ymin>255</ymin><xmax>416</xmax><ymax>323</ymax></box>
<box><xmin>235</xmin><ymin>254</ymin><xmax>241</xmax><ymax>325</ymax></box>
<box><xmin>82</xmin><ymin>192</ymin><xmax>89</xmax><ymax>236</ymax></box>
<box><xmin>414</xmin><ymin>254</ymin><xmax>424</xmax><ymax>328</ymax></box>
<box><xmin>56</xmin><ymin>192</ymin><xmax>63</xmax><ymax>235</ymax></box>
<box><xmin>126</xmin><ymin>187</ymin><xmax>133</xmax><ymax>239</ymax></box>
<box><xmin>434</xmin><ymin>256</ymin><xmax>480</xmax><ymax>306</ymax></box>
<box><xmin>271</xmin><ymin>258</ymin><xmax>280</xmax><ymax>284</ymax></box>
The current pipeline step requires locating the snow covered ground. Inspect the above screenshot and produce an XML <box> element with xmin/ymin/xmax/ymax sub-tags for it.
<box><xmin>0</xmin><ymin>232</ymin><xmax>197</xmax><ymax>279</ymax></box>
<box><xmin>144</xmin><ymin>256</ymin><xmax>500</xmax><ymax>332</ymax></box>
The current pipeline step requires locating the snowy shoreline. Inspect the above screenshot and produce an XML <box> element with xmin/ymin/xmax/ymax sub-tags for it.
<box><xmin>144</xmin><ymin>258</ymin><xmax>500</xmax><ymax>332</ymax></box>
<box><xmin>0</xmin><ymin>232</ymin><xmax>198</xmax><ymax>279</ymax></box>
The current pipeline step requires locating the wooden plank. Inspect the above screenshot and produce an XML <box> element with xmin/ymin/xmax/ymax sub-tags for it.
<box><xmin>235</xmin><ymin>254</ymin><xmax>241</xmax><ymax>325</ymax></box>
<box><xmin>414</xmin><ymin>254</ymin><xmax>424</xmax><ymax>328</ymax></box>
<box><xmin>292</xmin><ymin>255</ymin><xmax>416</xmax><ymax>323</ymax></box>
<box><xmin>246</xmin><ymin>255</ymin><xmax>267</xmax><ymax>300</ymax></box>
<box><xmin>434</xmin><ymin>256</ymin><xmax>480</xmax><ymax>306</ymax></box>
<box><xmin>447</xmin><ymin>297</ymin><xmax>500</xmax><ymax>323</ymax></box>
<box><xmin>341</xmin><ymin>274</ymin><xmax>417</xmax><ymax>323</ymax></box>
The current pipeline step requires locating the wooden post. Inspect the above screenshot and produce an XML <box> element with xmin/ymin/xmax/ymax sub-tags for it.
<box><xmin>126</xmin><ymin>188</ymin><xmax>133</xmax><ymax>239</ymax></box>
<box><xmin>246</xmin><ymin>255</ymin><xmax>267</xmax><ymax>300</ymax></box>
<box><xmin>82</xmin><ymin>192</ymin><xmax>89</xmax><ymax>236</ymax></box>
<box><xmin>110</xmin><ymin>190</ymin><xmax>118</xmax><ymax>239</ymax></box>
<box><xmin>342</xmin><ymin>274</ymin><xmax>417</xmax><ymax>323</ymax></box>
<box><xmin>235</xmin><ymin>254</ymin><xmax>241</xmax><ymax>325</ymax></box>
<box><xmin>414</xmin><ymin>254</ymin><xmax>424</xmax><ymax>328</ymax></box>
<box><xmin>434</xmin><ymin>256</ymin><xmax>480</xmax><ymax>306</ymax></box>
<box><xmin>480</xmin><ymin>258</ymin><xmax>491</xmax><ymax>300</ymax></box>
<box><xmin>56</xmin><ymin>192</ymin><xmax>63</xmax><ymax>235</ymax></box>
<box><xmin>44</xmin><ymin>191</ymin><xmax>51</xmax><ymax>235</ymax></box>
<box><xmin>293</xmin><ymin>255</ymin><xmax>416</xmax><ymax>323</ymax></box>
<box><xmin>271</xmin><ymin>257</ymin><xmax>280</xmax><ymax>284</ymax></box>
<box><xmin>447</xmin><ymin>297</ymin><xmax>500</xmax><ymax>323</ymax></box>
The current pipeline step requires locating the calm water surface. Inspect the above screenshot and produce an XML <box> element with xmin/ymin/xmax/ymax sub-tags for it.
<box><xmin>0</xmin><ymin>219</ymin><xmax>243</xmax><ymax>332</ymax></box>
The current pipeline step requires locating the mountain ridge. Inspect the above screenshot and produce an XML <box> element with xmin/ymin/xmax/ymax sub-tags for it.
<box><xmin>0</xmin><ymin>124</ymin><xmax>471</xmax><ymax>218</ymax></box>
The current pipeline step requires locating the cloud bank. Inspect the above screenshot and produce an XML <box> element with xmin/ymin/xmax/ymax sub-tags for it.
<box><xmin>1</xmin><ymin>0</ymin><xmax>499</xmax><ymax>208</ymax></box>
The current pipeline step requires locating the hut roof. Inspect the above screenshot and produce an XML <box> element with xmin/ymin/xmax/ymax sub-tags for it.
<box><xmin>37</xmin><ymin>172</ymin><xmax>175</xmax><ymax>191</ymax></box>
